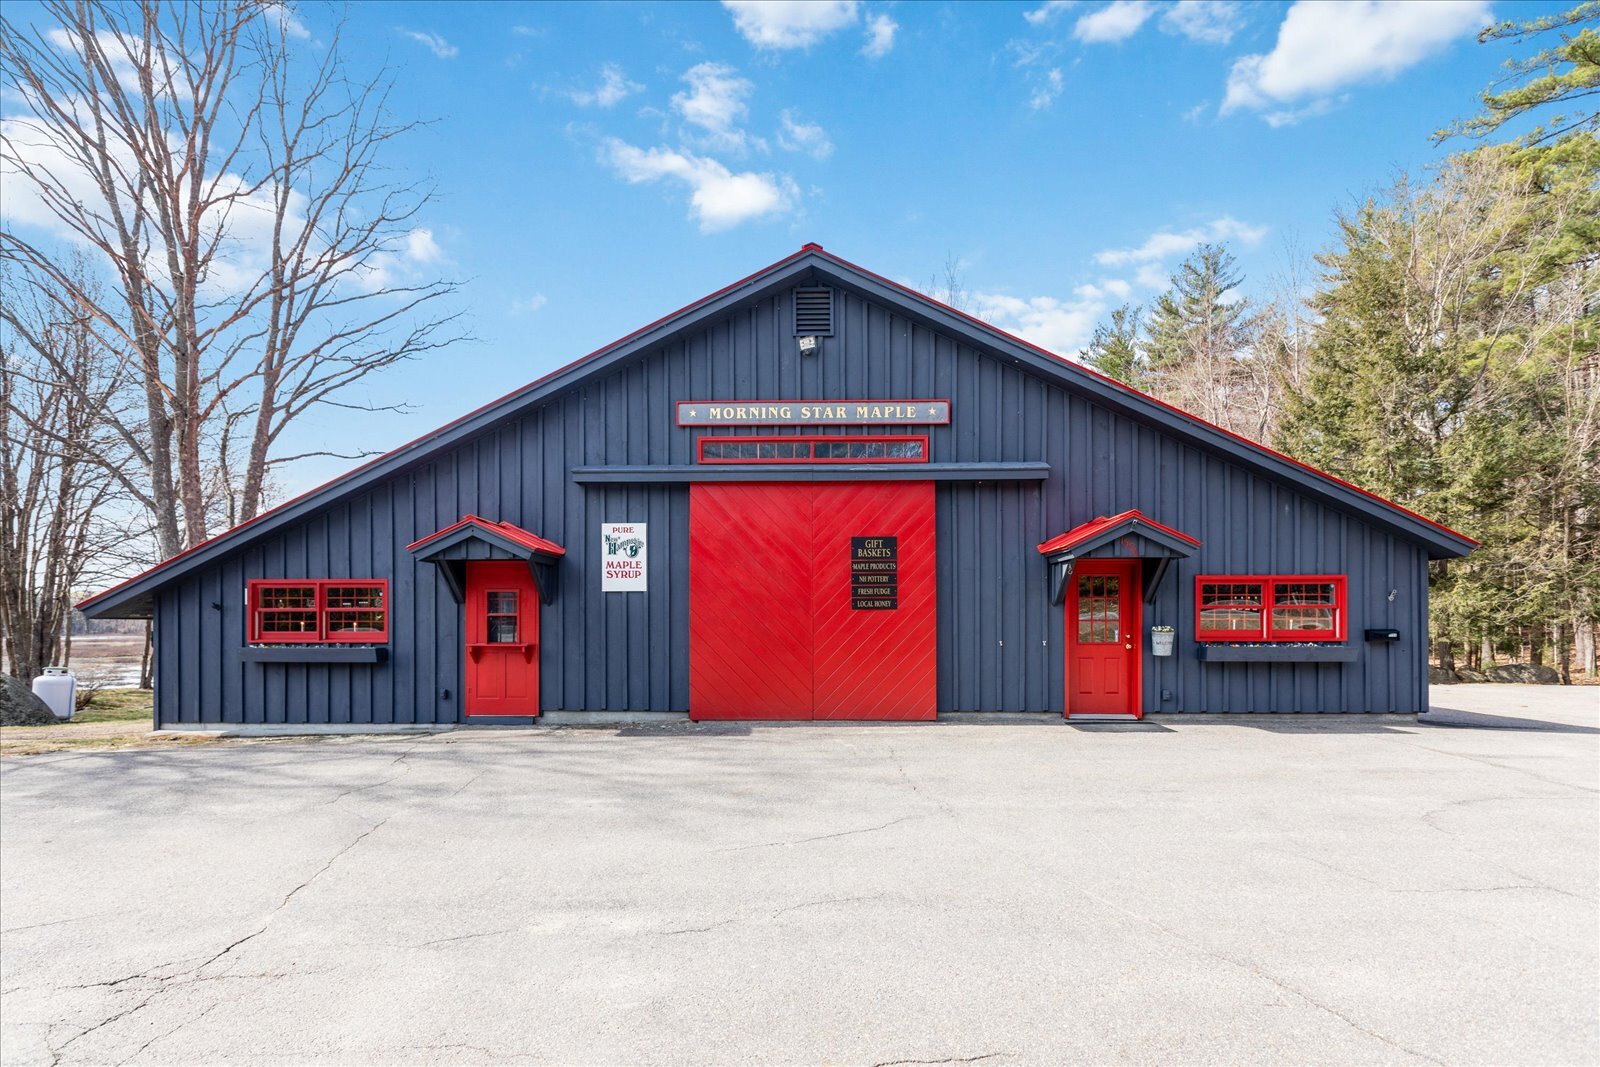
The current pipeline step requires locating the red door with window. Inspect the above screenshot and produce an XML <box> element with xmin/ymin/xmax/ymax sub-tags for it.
<box><xmin>1066</xmin><ymin>560</ymin><xmax>1141</xmax><ymax>718</ymax></box>
<box><xmin>689</xmin><ymin>481</ymin><xmax>937</xmax><ymax>720</ymax></box>
<box><xmin>465</xmin><ymin>560</ymin><xmax>540</xmax><ymax>716</ymax></box>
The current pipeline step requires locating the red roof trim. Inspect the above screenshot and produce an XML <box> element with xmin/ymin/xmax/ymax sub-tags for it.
<box><xmin>406</xmin><ymin>515</ymin><xmax>565</xmax><ymax>556</ymax></box>
<box><xmin>77</xmin><ymin>242</ymin><xmax>1473</xmax><ymax>612</ymax></box>
<box><xmin>76</xmin><ymin>251</ymin><xmax>799</xmax><ymax>610</ymax></box>
<box><xmin>804</xmin><ymin>246</ymin><xmax>1477</xmax><ymax>549</ymax></box>
<box><xmin>1036</xmin><ymin>509</ymin><xmax>1202</xmax><ymax>556</ymax></box>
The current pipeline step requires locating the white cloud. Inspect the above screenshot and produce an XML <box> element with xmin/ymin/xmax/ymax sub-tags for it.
<box><xmin>672</xmin><ymin>63</ymin><xmax>754</xmax><ymax>152</ymax></box>
<box><xmin>259</xmin><ymin>2</ymin><xmax>310</xmax><ymax>40</ymax></box>
<box><xmin>722</xmin><ymin>0</ymin><xmax>860</xmax><ymax>50</ymax></box>
<box><xmin>601</xmin><ymin>139</ymin><xmax>797</xmax><ymax>232</ymax></box>
<box><xmin>862</xmin><ymin>13</ymin><xmax>897</xmax><ymax>58</ymax></box>
<box><xmin>1160</xmin><ymin>1</ymin><xmax>1240</xmax><ymax>44</ymax></box>
<box><xmin>1101</xmin><ymin>278</ymin><xmax>1133</xmax><ymax>299</ymax></box>
<box><xmin>778</xmin><ymin>111</ymin><xmax>833</xmax><ymax>159</ymax></box>
<box><xmin>1024</xmin><ymin>1</ymin><xmax>1077</xmax><ymax>26</ymax></box>
<box><xmin>1223</xmin><ymin>1</ymin><xmax>1491</xmax><ymax>116</ymax></box>
<box><xmin>571</xmin><ymin>64</ymin><xmax>643</xmax><ymax>108</ymax></box>
<box><xmin>970</xmin><ymin>285</ymin><xmax>1111</xmax><ymax>355</ymax></box>
<box><xmin>398</xmin><ymin>29</ymin><xmax>458</xmax><ymax>59</ymax></box>
<box><xmin>1030</xmin><ymin>69</ymin><xmax>1065</xmax><ymax>110</ymax></box>
<box><xmin>1095</xmin><ymin>216</ymin><xmax>1267</xmax><ymax>268</ymax></box>
<box><xmin>512</xmin><ymin>292</ymin><xmax>548</xmax><ymax>315</ymax></box>
<box><xmin>1073</xmin><ymin>1</ymin><xmax>1154</xmax><ymax>43</ymax></box>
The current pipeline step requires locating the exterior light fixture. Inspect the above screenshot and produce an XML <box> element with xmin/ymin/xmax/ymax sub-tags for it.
<box><xmin>798</xmin><ymin>335</ymin><xmax>820</xmax><ymax>357</ymax></box>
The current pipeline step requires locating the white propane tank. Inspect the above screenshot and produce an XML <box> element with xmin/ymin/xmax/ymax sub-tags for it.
<box><xmin>32</xmin><ymin>667</ymin><xmax>76</xmax><ymax>721</ymax></box>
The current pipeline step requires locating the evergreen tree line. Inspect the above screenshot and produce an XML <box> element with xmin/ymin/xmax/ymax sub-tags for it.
<box><xmin>1081</xmin><ymin>4</ymin><xmax>1599</xmax><ymax>680</ymax></box>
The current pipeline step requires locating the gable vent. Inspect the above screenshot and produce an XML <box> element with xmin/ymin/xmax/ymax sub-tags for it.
<box><xmin>793</xmin><ymin>287</ymin><xmax>834</xmax><ymax>337</ymax></box>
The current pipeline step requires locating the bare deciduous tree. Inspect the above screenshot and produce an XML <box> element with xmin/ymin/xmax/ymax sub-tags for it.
<box><xmin>0</xmin><ymin>262</ymin><xmax>133</xmax><ymax>682</ymax></box>
<box><xmin>0</xmin><ymin>0</ymin><xmax>464</xmax><ymax>559</ymax></box>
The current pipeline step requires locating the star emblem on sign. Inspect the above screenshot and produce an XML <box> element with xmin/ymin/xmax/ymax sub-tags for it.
<box><xmin>686</xmin><ymin>408</ymin><xmax>697</xmax><ymax>418</ymax></box>
<box><xmin>926</xmin><ymin>405</ymin><xmax>940</xmax><ymax>417</ymax></box>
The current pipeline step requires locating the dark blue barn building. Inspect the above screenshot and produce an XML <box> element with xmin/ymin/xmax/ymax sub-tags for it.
<box><xmin>79</xmin><ymin>246</ymin><xmax>1475</xmax><ymax>727</ymax></box>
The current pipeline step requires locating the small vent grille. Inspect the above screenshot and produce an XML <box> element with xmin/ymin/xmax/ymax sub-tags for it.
<box><xmin>793</xmin><ymin>287</ymin><xmax>834</xmax><ymax>336</ymax></box>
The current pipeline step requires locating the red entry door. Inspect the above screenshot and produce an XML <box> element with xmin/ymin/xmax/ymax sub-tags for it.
<box><xmin>1066</xmin><ymin>561</ymin><xmax>1141</xmax><ymax>718</ymax></box>
<box><xmin>689</xmin><ymin>482</ymin><xmax>937</xmax><ymax>721</ymax></box>
<box><xmin>465</xmin><ymin>560</ymin><xmax>540</xmax><ymax>716</ymax></box>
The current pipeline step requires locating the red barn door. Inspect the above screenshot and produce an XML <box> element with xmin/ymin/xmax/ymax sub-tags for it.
<box><xmin>465</xmin><ymin>561</ymin><xmax>540</xmax><ymax>716</ymax></box>
<box><xmin>1065</xmin><ymin>560</ymin><xmax>1141</xmax><ymax>718</ymax></box>
<box><xmin>689</xmin><ymin>481</ymin><xmax>936</xmax><ymax>721</ymax></box>
<box><xmin>812</xmin><ymin>482</ymin><xmax>937</xmax><ymax>720</ymax></box>
<box><xmin>688</xmin><ymin>484</ymin><xmax>815</xmax><ymax>719</ymax></box>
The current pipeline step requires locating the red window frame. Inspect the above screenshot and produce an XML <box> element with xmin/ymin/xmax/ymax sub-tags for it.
<box><xmin>247</xmin><ymin>579</ymin><xmax>390</xmax><ymax>644</ymax></box>
<box><xmin>1194</xmin><ymin>575</ymin><xmax>1347</xmax><ymax>642</ymax></box>
<box><xmin>696</xmin><ymin>434</ymin><xmax>930</xmax><ymax>464</ymax></box>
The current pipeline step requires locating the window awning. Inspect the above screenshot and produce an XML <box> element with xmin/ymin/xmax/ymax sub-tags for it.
<box><xmin>1036</xmin><ymin>509</ymin><xmax>1201</xmax><ymax>605</ymax></box>
<box><xmin>407</xmin><ymin>515</ymin><xmax>565</xmax><ymax>603</ymax></box>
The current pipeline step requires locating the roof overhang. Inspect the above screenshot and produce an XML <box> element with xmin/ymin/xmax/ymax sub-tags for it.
<box><xmin>1038</xmin><ymin>510</ymin><xmax>1201</xmax><ymax>605</ymax></box>
<box><xmin>406</xmin><ymin>516</ymin><xmax>565</xmax><ymax>604</ymax></box>
<box><xmin>77</xmin><ymin>243</ymin><xmax>1474</xmax><ymax>620</ymax></box>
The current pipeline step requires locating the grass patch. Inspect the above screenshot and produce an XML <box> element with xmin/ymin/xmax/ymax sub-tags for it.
<box><xmin>74</xmin><ymin>688</ymin><xmax>154</xmax><ymax>724</ymax></box>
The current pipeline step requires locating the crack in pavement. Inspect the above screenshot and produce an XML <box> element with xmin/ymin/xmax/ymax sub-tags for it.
<box><xmin>44</xmin><ymin>814</ymin><xmax>393</xmax><ymax>1063</ymax></box>
<box><xmin>1397</xmin><ymin>741</ymin><xmax>1599</xmax><ymax>794</ymax></box>
<box><xmin>2</xmin><ymin>910</ymin><xmax>131</xmax><ymax>935</ymax></box>
<box><xmin>415</xmin><ymin>929</ymin><xmax>513</xmax><ymax>948</ymax></box>
<box><xmin>887</xmin><ymin>758</ymin><xmax>1448</xmax><ymax>1065</ymax></box>
<box><xmin>659</xmin><ymin>892</ymin><xmax>895</xmax><ymax>936</ymax></box>
<box><xmin>871</xmin><ymin>1054</ymin><xmax>1007</xmax><ymax>1067</ymax></box>
<box><xmin>713</xmin><ymin>813</ymin><xmax>924</xmax><ymax>852</ymax></box>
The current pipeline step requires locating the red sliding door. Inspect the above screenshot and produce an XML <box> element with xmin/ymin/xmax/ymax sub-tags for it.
<box><xmin>689</xmin><ymin>482</ymin><xmax>937</xmax><ymax>721</ymax></box>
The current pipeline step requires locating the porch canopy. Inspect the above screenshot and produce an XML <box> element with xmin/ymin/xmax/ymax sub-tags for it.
<box><xmin>1036</xmin><ymin>509</ymin><xmax>1200</xmax><ymax>605</ymax></box>
<box><xmin>407</xmin><ymin>515</ymin><xmax>566</xmax><ymax>604</ymax></box>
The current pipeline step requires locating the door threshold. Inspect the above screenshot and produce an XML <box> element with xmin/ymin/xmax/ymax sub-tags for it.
<box><xmin>1067</xmin><ymin>713</ymin><xmax>1143</xmax><ymax>721</ymax></box>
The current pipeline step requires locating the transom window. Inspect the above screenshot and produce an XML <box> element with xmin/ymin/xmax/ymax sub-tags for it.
<box><xmin>1195</xmin><ymin>576</ymin><xmax>1346</xmax><ymax>642</ymax></box>
<box><xmin>248</xmin><ymin>580</ymin><xmax>389</xmax><ymax>644</ymax></box>
<box><xmin>698</xmin><ymin>435</ymin><xmax>928</xmax><ymax>464</ymax></box>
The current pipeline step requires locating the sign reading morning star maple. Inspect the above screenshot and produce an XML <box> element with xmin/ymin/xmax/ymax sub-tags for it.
<box><xmin>675</xmin><ymin>400</ymin><xmax>951</xmax><ymax>426</ymax></box>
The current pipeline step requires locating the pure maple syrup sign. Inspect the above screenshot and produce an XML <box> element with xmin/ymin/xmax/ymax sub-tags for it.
<box><xmin>601</xmin><ymin>523</ymin><xmax>647</xmax><ymax>591</ymax></box>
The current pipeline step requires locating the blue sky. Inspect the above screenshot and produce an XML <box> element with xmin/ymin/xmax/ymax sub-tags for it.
<box><xmin>4</xmin><ymin>0</ymin><xmax>1566</xmax><ymax>496</ymax></box>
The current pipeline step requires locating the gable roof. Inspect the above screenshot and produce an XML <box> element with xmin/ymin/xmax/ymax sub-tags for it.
<box><xmin>407</xmin><ymin>515</ymin><xmax>566</xmax><ymax>561</ymax></box>
<box><xmin>79</xmin><ymin>243</ymin><xmax>1475</xmax><ymax>618</ymax></box>
<box><xmin>1037</xmin><ymin>510</ymin><xmax>1201</xmax><ymax>559</ymax></box>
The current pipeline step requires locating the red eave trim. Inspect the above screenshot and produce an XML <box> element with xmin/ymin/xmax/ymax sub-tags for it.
<box><xmin>77</xmin><ymin>241</ymin><xmax>1473</xmax><ymax>613</ymax></box>
<box><xmin>405</xmin><ymin>514</ymin><xmax>566</xmax><ymax>556</ymax></box>
<box><xmin>75</xmin><ymin>251</ymin><xmax>802</xmax><ymax>611</ymax></box>
<box><xmin>804</xmin><ymin>247</ymin><xmax>1477</xmax><ymax>550</ymax></box>
<box><xmin>1036</xmin><ymin>508</ymin><xmax>1201</xmax><ymax>556</ymax></box>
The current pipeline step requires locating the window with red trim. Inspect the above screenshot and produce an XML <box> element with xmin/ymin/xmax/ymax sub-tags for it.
<box><xmin>697</xmin><ymin>434</ymin><xmax>928</xmax><ymax>464</ymax></box>
<box><xmin>248</xmin><ymin>580</ymin><xmax>389</xmax><ymax>644</ymax></box>
<box><xmin>1195</xmin><ymin>576</ymin><xmax>1346</xmax><ymax>642</ymax></box>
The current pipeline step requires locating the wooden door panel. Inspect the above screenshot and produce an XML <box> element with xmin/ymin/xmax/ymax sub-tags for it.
<box><xmin>689</xmin><ymin>483</ymin><xmax>815</xmax><ymax>719</ymax></box>
<box><xmin>812</xmin><ymin>482</ymin><xmax>937</xmax><ymax>721</ymax></box>
<box><xmin>1066</xmin><ymin>563</ymin><xmax>1141</xmax><ymax>717</ymax></box>
<box><xmin>465</xmin><ymin>561</ymin><xmax>540</xmax><ymax>716</ymax></box>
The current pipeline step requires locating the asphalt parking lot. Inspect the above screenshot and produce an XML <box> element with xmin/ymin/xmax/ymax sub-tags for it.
<box><xmin>2</xmin><ymin>684</ymin><xmax>1596</xmax><ymax>1066</ymax></box>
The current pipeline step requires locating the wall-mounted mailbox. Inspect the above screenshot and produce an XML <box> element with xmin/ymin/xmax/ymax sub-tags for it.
<box><xmin>1364</xmin><ymin>628</ymin><xmax>1401</xmax><ymax>642</ymax></box>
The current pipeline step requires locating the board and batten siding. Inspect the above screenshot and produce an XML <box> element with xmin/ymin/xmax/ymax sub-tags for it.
<box><xmin>153</xmin><ymin>285</ymin><xmax>1430</xmax><ymax>724</ymax></box>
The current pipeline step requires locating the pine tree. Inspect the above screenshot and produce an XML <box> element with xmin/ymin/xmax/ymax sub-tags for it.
<box><xmin>1080</xmin><ymin>304</ymin><xmax>1147</xmax><ymax>389</ymax></box>
<box><xmin>1144</xmin><ymin>244</ymin><xmax>1250</xmax><ymax>372</ymax></box>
